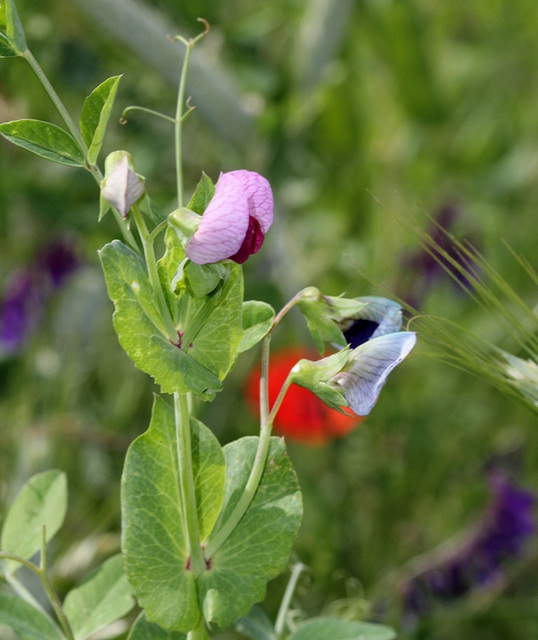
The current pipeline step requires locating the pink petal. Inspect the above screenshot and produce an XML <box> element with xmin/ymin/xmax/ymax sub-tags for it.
<box><xmin>227</xmin><ymin>170</ymin><xmax>273</xmax><ymax>234</ymax></box>
<box><xmin>185</xmin><ymin>172</ymin><xmax>249</xmax><ymax>265</ymax></box>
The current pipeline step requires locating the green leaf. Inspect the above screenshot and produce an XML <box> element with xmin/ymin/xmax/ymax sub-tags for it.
<box><xmin>0</xmin><ymin>592</ymin><xmax>64</xmax><ymax>640</ymax></box>
<box><xmin>0</xmin><ymin>120</ymin><xmax>85</xmax><ymax>166</ymax></box>
<box><xmin>198</xmin><ymin>437</ymin><xmax>303</xmax><ymax>628</ymax></box>
<box><xmin>122</xmin><ymin>396</ymin><xmax>226</xmax><ymax>632</ymax></box>
<box><xmin>288</xmin><ymin>618</ymin><xmax>397</xmax><ymax>640</ymax></box>
<box><xmin>99</xmin><ymin>239</ymin><xmax>223</xmax><ymax>397</ymax></box>
<box><xmin>64</xmin><ymin>554</ymin><xmax>135</xmax><ymax>640</ymax></box>
<box><xmin>1</xmin><ymin>470</ymin><xmax>67</xmax><ymax>575</ymax></box>
<box><xmin>128</xmin><ymin>612</ymin><xmax>186</xmax><ymax>640</ymax></box>
<box><xmin>236</xmin><ymin>606</ymin><xmax>278</xmax><ymax>640</ymax></box>
<box><xmin>239</xmin><ymin>301</ymin><xmax>275</xmax><ymax>353</ymax></box>
<box><xmin>158</xmin><ymin>229</ymin><xmax>245</xmax><ymax>386</ymax></box>
<box><xmin>187</xmin><ymin>172</ymin><xmax>215</xmax><ymax>214</ymax></box>
<box><xmin>0</xmin><ymin>0</ymin><xmax>27</xmax><ymax>57</ymax></box>
<box><xmin>80</xmin><ymin>75</ymin><xmax>122</xmax><ymax>164</ymax></box>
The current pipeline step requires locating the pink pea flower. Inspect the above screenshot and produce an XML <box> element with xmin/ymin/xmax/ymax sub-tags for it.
<box><xmin>185</xmin><ymin>170</ymin><xmax>274</xmax><ymax>265</ymax></box>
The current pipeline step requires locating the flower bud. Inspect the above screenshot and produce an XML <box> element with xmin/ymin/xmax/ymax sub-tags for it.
<box><xmin>101</xmin><ymin>151</ymin><xmax>145</xmax><ymax>218</ymax></box>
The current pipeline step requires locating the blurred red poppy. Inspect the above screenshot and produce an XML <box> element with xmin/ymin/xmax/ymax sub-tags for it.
<box><xmin>245</xmin><ymin>346</ymin><xmax>364</xmax><ymax>445</ymax></box>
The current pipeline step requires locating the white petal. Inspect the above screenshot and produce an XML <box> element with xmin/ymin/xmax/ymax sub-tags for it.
<box><xmin>332</xmin><ymin>332</ymin><xmax>416</xmax><ymax>415</ymax></box>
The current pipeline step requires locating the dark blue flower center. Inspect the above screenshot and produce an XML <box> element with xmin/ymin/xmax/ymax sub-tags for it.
<box><xmin>343</xmin><ymin>319</ymin><xmax>379</xmax><ymax>348</ymax></box>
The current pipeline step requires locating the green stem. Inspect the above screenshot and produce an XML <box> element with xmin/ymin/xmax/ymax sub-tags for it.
<box><xmin>174</xmin><ymin>22</ymin><xmax>209</xmax><ymax>208</ymax></box>
<box><xmin>0</xmin><ymin>548</ymin><xmax>76</xmax><ymax>640</ymax></box>
<box><xmin>132</xmin><ymin>204</ymin><xmax>178</xmax><ymax>341</ymax></box>
<box><xmin>23</xmin><ymin>49</ymin><xmax>139</xmax><ymax>251</ymax></box>
<box><xmin>275</xmin><ymin>563</ymin><xmax>306</xmax><ymax>638</ymax></box>
<box><xmin>174</xmin><ymin>392</ymin><xmax>205</xmax><ymax>576</ymax></box>
<box><xmin>175</xmin><ymin>43</ymin><xmax>193</xmax><ymax>208</ymax></box>
<box><xmin>205</xmin><ymin>335</ymin><xmax>273</xmax><ymax>558</ymax></box>
<box><xmin>23</xmin><ymin>49</ymin><xmax>87</xmax><ymax>153</ymax></box>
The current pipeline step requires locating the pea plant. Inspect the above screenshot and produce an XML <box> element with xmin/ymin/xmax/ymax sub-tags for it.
<box><xmin>0</xmin><ymin>2</ymin><xmax>416</xmax><ymax>639</ymax></box>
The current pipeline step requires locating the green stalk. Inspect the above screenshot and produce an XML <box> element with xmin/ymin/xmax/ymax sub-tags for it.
<box><xmin>0</xmin><ymin>548</ymin><xmax>76</xmax><ymax>640</ymax></box>
<box><xmin>23</xmin><ymin>49</ymin><xmax>87</xmax><ymax>152</ymax></box>
<box><xmin>275</xmin><ymin>563</ymin><xmax>306</xmax><ymax>638</ymax></box>
<box><xmin>174</xmin><ymin>392</ymin><xmax>205</xmax><ymax>576</ymax></box>
<box><xmin>205</xmin><ymin>334</ymin><xmax>273</xmax><ymax>558</ymax></box>
<box><xmin>132</xmin><ymin>204</ymin><xmax>178</xmax><ymax>342</ymax></box>
<box><xmin>174</xmin><ymin>22</ymin><xmax>210</xmax><ymax>208</ymax></box>
<box><xmin>22</xmin><ymin>49</ymin><xmax>139</xmax><ymax>251</ymax></box>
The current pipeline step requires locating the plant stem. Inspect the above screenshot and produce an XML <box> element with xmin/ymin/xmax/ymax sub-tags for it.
<box><xmin>174</xmin><ymin>22</ymin><xmax>209</xmax><ymax>208</ymax></box>
<box><xmin>132</xmin><ymin>204</ymin><xmax>178</xmax><ymax>341</ymax></box>
<box><xmin>0</xmin><ymin>548</ymin><xmax>76</xmax><ymax>640</ymax></box>
<box><xmin>174</xmin><ymin>392</ymin><xmax>205</xmax><ymax>576</ymax></box>
<box><xmin>205</xmin><ymin>334</ymin><xmax>273</xmax><ymax>558</ymax></box>
<box><xmin>275</xmin><ymin>563</ymin><xmax>306</xmax><ymax>638</ymax></box>
<box><xmin>187</xmin><ymin>617</ymin><xmax>208</xmax><ymax>640</ymax></box>
<box><xmin>23</xmin><ymin>49</ymin><xmax>87</xmax><ymax>153</ymax></box>
<box><xmin>23</xmin><ymin>49</ymin><xmax>139</xmax><ymax>251</ymax></box>
<box><xmin>175</xmin><ymin>42</ymin><xmax>193</xmax><ymax>208</ymax></box>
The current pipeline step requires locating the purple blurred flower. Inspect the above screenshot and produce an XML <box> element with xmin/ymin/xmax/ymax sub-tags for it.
<box><xmin>0</xmin><ymin>238</ymin><xmax>79</xmax><ymax>355</ymax></box>
<box><xmin>185</xmin><ymin>170</ymin><xmax>274</xmax><ymax>265</ymax></box>
<box><xmin>401</xmin><ymin>471</ymin><xmax>536</xmax><ymax>625</ymax></box>
<box><xmin>0</xmin><ymin>270</ymin><xmax>43</xmax><ymax>353</ymax></box>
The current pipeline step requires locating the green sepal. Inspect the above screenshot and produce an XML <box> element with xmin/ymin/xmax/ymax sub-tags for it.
<box><xmin>238</xmin><ymin>300</ymin><xmax>275</xmax><ymax>353</ymax></box>
<box><xmin>289</xmin><ymin>349</ymin><xmax>351</xmax><ymax>412</ymax></box>
<box><xmin>198</xmin><ymin>436</ymin><xmax>303</xmax><ymax>628</ymax></box>
<box><xmin>0</xmin><ymin>592</ymin><xmax>64</xmax><ymax>640</ymax></box>
<box><xmin>99</xmin><ymin>239</ymin><xmax>223</xmax><ymax>397</ymax></box>
<box><xmin>80</xmin><ymin>75</ymin><xmax>122</xmax><ymax>164</ymax></box>
<box><xmin>0</xmin><ymin>119</ymin><xmax>85</xmax><ymax>166</ymax></box>
<box><xmin>296</xmin><ymin>287</ymin><xmax>352</xmax><ymax>353</ymax></box>
<box><xmin>288</xmin><ymin>617</ymin><xmax>396</xmax><ymax>640</ymax></box>
<box><xmin>0</xmin><ymin>0</ymin><xmax>27</xmax><ymax>57</ymax></box>
<box><xmin>0</xmin><ymin>469</ymin><xmax>67</xmax><ymax>575</ymax></box>
<box><xmin>121</xmin><ymin>396</ymin><xmax>226</xmax><ymax>632</ymax></box>
<box><xmin>187</xmin><ymin>172</ymin><xmax>215</xmax><ymax>214</ymax></box>
<box><xmin>184</xmin><ymin>260</ymin><xmax>227</xmax><ymax>298</ymax></box>
<box><xmin>64</xmin><ymin>554</ymin><xmax>135</xmax><ymax>640</ymax></box>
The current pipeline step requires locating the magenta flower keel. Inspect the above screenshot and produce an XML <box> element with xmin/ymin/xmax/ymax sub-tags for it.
<box><xmin>185</xmin><ymin>170</ymin><xmax>274</xmax><ymax>265</ymax></box>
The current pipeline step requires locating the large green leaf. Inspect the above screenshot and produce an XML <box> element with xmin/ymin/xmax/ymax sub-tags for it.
<box><xmin>1</xmin><ymin>470</ymin><xmax>67</xmax><ymax>575</ymax></box>
<box><xmin>0</xmin><ymin>120</ymin><xmax>85</xmax><ymax>166</ymax></box>
<box><xmin>99</xmin><ymin>240</ymin><xmax>223</xmax><ymax>397</ymax></box>
<box><xmin>0</xmin><ymin>0</ymin><xmax>27</xmax><ymax>57</ymax></box>
<box><xmin>64</xmin><ymin>554</ymin><xmax>135</xmax><ymax>640</ymax></box>
<box><xmin>288</xmin><ymin>618</ymin><xmax>397</xmax><ymax>640</ymax></box>
<box><xmin>80</xmin><ymin>75</ymin><xmax>122</xmax><ymax>164</ymax></box>
<box><xmin>0</xmin><ymin>592</ymin><xmax>64</xmax><ymax>640</ymax></box>
<box><xmin>158</xmin><ymin>229</ymin><xmax>244</xmax><ymax>384</ymax></box>
<box><xmin>198</xmin><ymin>436</ymin><xmax>303</xmax><ymax>628</ymax></box>
<box><xmin>128</xmin><ymin>612</ymin><xmax>186</xmax><ymax>640</ymax></box>
<box><xmin>122</xmin><ymin>396</ymin><xmax>226</xmax><ymax>632</ymax></box>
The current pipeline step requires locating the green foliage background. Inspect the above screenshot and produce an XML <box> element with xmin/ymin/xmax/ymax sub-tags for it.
<box><xmin>1</xmin><ymin>0</ymin><xmax>538</xmax><ymax>638</ymax></box>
